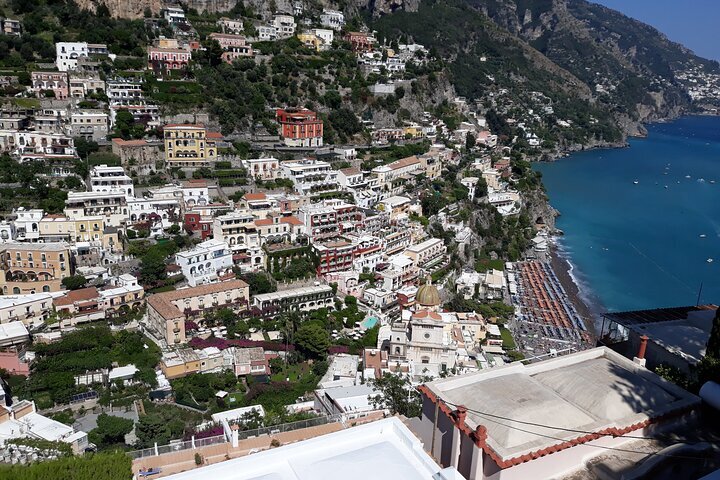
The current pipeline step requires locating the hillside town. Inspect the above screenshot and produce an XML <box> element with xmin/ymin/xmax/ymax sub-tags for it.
<box><xmin>0</xmin><ymin>3</ymin><xmax>719</xmax><ymax>480</ymax></box>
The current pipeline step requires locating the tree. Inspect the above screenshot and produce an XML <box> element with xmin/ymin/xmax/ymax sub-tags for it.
<box><xmin>0</xmin><ymin>452</ymin><xmax>131</xmax><ymax>480</ymax></box>
<box><xmin>166</xmin><ymin>224</ymin><xmax>181</xmax><ymax>235</ymax></box>
<box><xmin>140</xmin><ymin>249</ymin><xmax>167</xmax><ymax>285</ymax></box>
<box><xmin>465</xmin><ymin>133</ymin><xmax>476</xmax><ymax>151</ymax></box>
<box><xmin>73</xmin><ymin>137</ymin><xmax>99</xmax><ymax>159</ymax></box>
<box><xmin>61</xmin><ymin>275</ymin><xmax>87</xmax><ymax>291</ymax></box>
<box><xmin>238</xmin><ymin>271</ymin><xmax>276</xmax><ymax>295</ymax></box>
<box><xmin>368</xmin><ymin>373</ymin><xmax>421</xmax><ymax>418</ymax></box>
<box><xmin>135</xmin><ymin>414</ymin><xmax>171</xmax><ymax>447</ymax></box>
<box><xmin>474</xmin><ymin>177</ymin><xmax>488</xmax><ymax>199</ymax></box>
<box><xmin>88</xmin><ymin>413</ymin><xmax>134</xmax><ymax>449</ymax></box>
<box><xmin>295</xmin><ymin>323</ymin><xmax>330</xmax><ymax>359</ymax></box>
<box><xmin>204</xmin><ymin>39</ymin><xmax>224</xmax><ymax>67</ymax></box>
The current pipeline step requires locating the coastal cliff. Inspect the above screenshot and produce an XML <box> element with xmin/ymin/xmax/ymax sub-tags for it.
<box><xmin>75</xmin><ymin>0</ymin><xmax>163</xmax><ymax>18</ymax></box>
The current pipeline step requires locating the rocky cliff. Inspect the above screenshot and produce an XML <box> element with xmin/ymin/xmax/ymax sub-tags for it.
<box><xmin>465</xmin><ymin>0</ymin><xmax>718</xmax><ymax>125</ymax></box>
<box><xmin>75</xmin><ymin>0</ymin><xmax>163</xmax><ymax>18</ymax></box>
<box><xmin>354</xmin><ymin>0</ymin><xmax>420</xmax><ymax>17</ymax></box>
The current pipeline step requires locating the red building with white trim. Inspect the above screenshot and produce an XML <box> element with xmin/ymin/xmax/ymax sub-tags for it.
<box><xmin>147</xmin><ymin>47</ymin><xmax>191</xmax><ymax>72</ymax></box>
<box><xmin>276</xmin><ymin>108</ymin><xmax>323</xmax><ymax>148</ymax></box>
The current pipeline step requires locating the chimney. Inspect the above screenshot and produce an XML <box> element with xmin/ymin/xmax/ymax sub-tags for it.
<box><xmin>633</xmin><ymin>335</ymin><xmax>648</xmax><ymax>367</ymax></box>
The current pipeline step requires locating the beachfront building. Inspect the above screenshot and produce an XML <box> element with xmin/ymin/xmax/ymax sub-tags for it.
<box><xmin>164</xmin><ymin>124</ymin><xmax>217</xmax><ymax>168</ymax></box>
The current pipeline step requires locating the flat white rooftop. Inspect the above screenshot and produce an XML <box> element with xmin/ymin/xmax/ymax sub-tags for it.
<box><xmin>423</xmin><ymin>347</ymin><xmax>700</xmax><ymax>461</ymax></box>
<box><xmin>163</xmin><ymin>417</ymin><xmax>463</xmax><ymax>480</ymax></box>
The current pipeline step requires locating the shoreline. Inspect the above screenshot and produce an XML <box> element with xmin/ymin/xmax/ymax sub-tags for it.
<box><xmin>549</xmin><ymin>245</ymin><xmax>599</xmax><ymax>337</ymax></box>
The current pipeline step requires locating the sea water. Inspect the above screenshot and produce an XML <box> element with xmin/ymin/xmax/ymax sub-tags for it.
<box><xmin>535</xmin><ymin>116</ymin><xmax>720</xmax><ymax>312</ymax></box>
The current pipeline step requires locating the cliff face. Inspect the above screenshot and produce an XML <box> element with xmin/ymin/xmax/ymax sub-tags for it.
<box><xmin>354</xmin><ymin>0</ymin><xmax>420</xmax><ymax>17</ymax></box>
<box><xmin>75</xmin><ymin>0</ymin><xmax>245</xmax><ymax>18</ymax></box>
<box><xmin>465</xmin><ymin>0</ymin><xmax>718</xmax><ymax>125</ymax></box>
<box><xmin>75</xmin><ymin>0</ymin><xmax>163</xmax><ymax>18</ymax></box>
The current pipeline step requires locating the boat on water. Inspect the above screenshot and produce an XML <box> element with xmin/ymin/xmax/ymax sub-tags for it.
<box><xmin>708</xmin><ymin>258</ymin><xmax>714</xmax><ymax>263</ymax></box>
<box><xmin>685</xmin><ymin>175</ymin><xmax>692</xmax><ymax>179</ymax></box>
<box><xmin>664</xmin><ymin>185</ymin><xmax>669</xmax><ymax>189</ymax></box>
<box><xmin>700</xmin><ymin>234</ymin><xmax>707</xmax><ymax>238</ymax></box>
<box><xmin>633</xmin><ymin>180</ymin><xmax>639</xmax><ymax>185</ymax></box>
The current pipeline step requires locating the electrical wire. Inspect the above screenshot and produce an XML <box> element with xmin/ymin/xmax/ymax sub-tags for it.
<box><xmin>437</xmin><ymin>399</ymin><xmax>717</xmax><ymax>460</ymax></box>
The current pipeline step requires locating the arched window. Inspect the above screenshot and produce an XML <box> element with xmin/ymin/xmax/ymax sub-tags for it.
<box><xmin>12</xmin><ymin>287</ymin><xmax>20</xmax><ymax>294</ymax></box>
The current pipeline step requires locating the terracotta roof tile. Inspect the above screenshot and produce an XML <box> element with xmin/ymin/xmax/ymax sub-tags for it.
<box><xmin>280</xmin><ymin>216</ymin><xmax>302</xmax><ymax>225</ymax></box>
<box><xmin>244</xmin><ymin>193</ymin><xmax>267</xmax><ymax>201</ymax></box>
<box><xmin>53</xmin><ymin>287</ymin><xmax>99</xmax><ymax>306</ymax></box>
<box><xmin>147</xmin><ymin>279</ymin><xmax>249</xmax><ymax>321</ymax></box>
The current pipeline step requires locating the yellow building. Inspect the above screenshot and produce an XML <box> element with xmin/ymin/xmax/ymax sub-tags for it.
<box><xmin>164</xmin><ymin>124</ymin><xmax>218</xmax><ymax>168</ymax></box>
<box><xmin>297</xmin><ymin>33</ymin><xmax>322</xmax><ymax>51</ymax></box>
<box><xmin>403</xmin><ymin>124</ymin><xmax>424</xmax><ymax>139</ymax></box>
<box><xmin>160</xmin><ymin>348</ymin><xmax>201</xmax><ymax>379</ymax></box>
<box><xmin>39</xmin><ymin>215</ymin><xmax>118</xmax><ymax>252</ymax></box>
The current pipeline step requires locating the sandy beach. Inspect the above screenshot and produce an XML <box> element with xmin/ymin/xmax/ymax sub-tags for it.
<box><xmin>549</xmin><ymin>247</ymin><xmax>599</xmax><ymax>336</ymax></box>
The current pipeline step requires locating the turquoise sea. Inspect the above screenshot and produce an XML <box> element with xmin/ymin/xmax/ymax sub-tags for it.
<box><xmin>535</xmin><ymin>116</ymin><xmax>720</xmax><ymax>313</ymax></box>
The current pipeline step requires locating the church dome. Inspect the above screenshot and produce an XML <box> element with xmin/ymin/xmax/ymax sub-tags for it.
<box><xmin>416</xmin><ymin>280</ymin><xmax>441</xmax><ymax>307</ymax></box>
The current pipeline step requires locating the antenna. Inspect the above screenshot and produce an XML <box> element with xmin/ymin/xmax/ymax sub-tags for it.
<box><xmin>696</xmin><ymin>281</ymin><xmax>704</xmax><ymax>306</ymax></box>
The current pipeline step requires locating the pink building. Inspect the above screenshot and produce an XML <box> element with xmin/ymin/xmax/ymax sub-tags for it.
<box><xmin>231</xmin><ymin>347</ymin><xmax>270</xmax><ymax>377</ymax></box>
<box><xmin>208</xmin><ymin>33</ymin><xmax>254</xmax><ymax>63</ymax></box>
<box><xmin>31</xmin><ymin>71</ymin><xmax>69</xmax><ymax>99</ymax></box>
<box><xmin>147</xmin><ymin>47</ymin><xmax>191</xmax><ymax>72</ymax></box>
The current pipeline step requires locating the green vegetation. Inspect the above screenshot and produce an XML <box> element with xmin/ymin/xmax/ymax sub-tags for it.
<box><xmin>1</xmin><ymin>1</ymin><xmax>148</xmax><ymax>72</ymax></box>
<box><xmin>88</xmin><ymin>413</ymin><xmax>134</xmax><ymax>451</ymax></box>
<box><xmin>372</xmin><ymin>1</ymin><xmax>623</xmax><ymax>146</ymax></box>
<box><xmin>0</xmin><ymin>155</ymin><xmax>68</xmax><ymax>213</ymax></box>
<box><xmin>135</xmin><ymin>401</ymin><xmax>203</xmax><ymax>448</ymax></box>
<box><xmin>61</xmin><ymin>274</ymin><xmax>88</xmax><ymax>291</ymax></box>
<box><xmin>295</xmin><ymin>323</ymin><xmax>330</xmax><ymax>359</ymax></box>
<box><xmin>0</xmin><ymin>452</ymin><xmax>131</xmax><ymax>480</ymax></box>
<box><xmin>172</xmin><ymin>371</ymin><xmax>241</xmax><ymax>411</ymax></box>
<box><xmin>18</xmin><ymin>327</ymin><xmax>160</xmax><ymax>409</ymax></box>
<box><xmin>368</xmin><ymin>373</ymin><xmax>421</xmax><ymax>418</ymax></box>
<box><xmin>499</xmin><ymin>326</ymin><xmax>516</xmax><ymax>350</ymax></box>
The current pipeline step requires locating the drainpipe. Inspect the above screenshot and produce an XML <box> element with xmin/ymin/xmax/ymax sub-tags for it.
<box><xmin>633</xmin><ymin>335</ymin><xmax>648</xmax><ymax>367</ymax></box>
